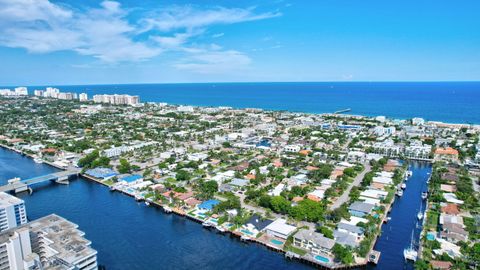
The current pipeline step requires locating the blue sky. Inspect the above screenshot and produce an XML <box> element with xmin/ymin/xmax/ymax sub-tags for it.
<box><xmin>0</xmin><ymin>0</ymin><xmax>479</xmax><ymax>85</ymax></box>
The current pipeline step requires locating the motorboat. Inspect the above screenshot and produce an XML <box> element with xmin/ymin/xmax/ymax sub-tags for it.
<box><xmin>145</xmin><ymin>201</ymin><xmax>150</xmax><ymax>206</ymax></box>
<box><xmin>33</xmin><ymin>157</ymin><xmax>43</xmax><ymax>164</ymax></box>
<box><xmin>401</xmin><ymin>183</ymin><xmax>407</xmax><ymax>189</ymax></box>
<box><xmin>396</xmin><ymin>190</ymin><xmax>403</xmax><ymax>197</ymax></box>
<box><xmin>163</xmin><ymin>206</ymin><xmax>172</xmax><ymax>213</ymax></box>
<box><xmin>421</xmin><ymin>192</ymin><xmax>428</xmax><ymax>200</ymax></box>
<box><xmin>216</xmin><ymin>226</ymin><xmax>226</xmax><ymax>233</ymax></box>
<box><xmin>417</xmin><ymin>211</ymin><xmax>423</xmax><ymax>220</ymax></box>
<box><xmin>202</xmin><ymin>221</ymin><xmax>213</xmax><ymax>228</ymax></box>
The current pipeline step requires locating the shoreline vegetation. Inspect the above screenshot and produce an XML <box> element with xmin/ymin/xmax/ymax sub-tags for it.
<box><xmin>0</xmin><ymin>94</ymin><xmax>479</xmax><ymax>269</ymax></box>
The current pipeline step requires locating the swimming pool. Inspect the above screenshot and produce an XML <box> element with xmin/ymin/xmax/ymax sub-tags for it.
<box><xmin>315</xmin><ymin>255</ymin><xmax>330</xmax><ymax>263</ymax></box>
<box><xmin>270</xmin><ymin>239</ymin><xmax>283</xmax><ymax>245</ymax></box>
<box><xmin>426</xmin><ymin>232</ymin><xmax>435</xmax><ymax>241</ymax></box>
<box><xmin>241</xmin><ymin>229</ymin><xmax>254</xmax><ymax>235</ymax></box>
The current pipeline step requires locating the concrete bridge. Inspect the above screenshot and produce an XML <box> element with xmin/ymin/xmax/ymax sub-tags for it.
<box><xmin>1</xmin><ymin>170</ymin><xmax>79</xmax><ymax>193</ymax></box>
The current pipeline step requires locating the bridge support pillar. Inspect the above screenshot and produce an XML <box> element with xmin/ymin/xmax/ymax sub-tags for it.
<box><xmin>56</xmin><ymin>177</ymin><xmax>69</xmax><ymax>185</ymax></box>
<box><xmin>14</xmin><ymin>185</ymin><xmax>29</xmax><ymax>193</ymax></box>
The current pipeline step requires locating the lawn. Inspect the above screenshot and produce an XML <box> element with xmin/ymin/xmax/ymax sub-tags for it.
<box><xmin>103</xmin><ymin>179</ymin><xmax>115</xmax><ymax>186</ymax></box>
<box><xmin>284</xmin><ymin>245</ymin><xmax>308</xmax><ymax>256</ymax></box>
<box><xmin>425</xmin><ymin>210</ymin><xmax>439</xmax><ymax>230</ymax></box>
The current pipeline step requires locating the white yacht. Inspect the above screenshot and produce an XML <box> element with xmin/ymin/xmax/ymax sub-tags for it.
<box><xmin>417</xmin><ymin>211</ymin><xmax>423</xmax><ymax>220</ymax></box>
<box><xmin>404</xmin><ymin>232</ymin><xmax>418</xmax><ymax>261</ymax></box>
<box><xmin>401</xmin><ymin>183</ymin><xmax>407</xmax><ymax>189</ymax></box>
<box><xmin>33</xmin><ymin>157</ymin><xmax>43</xmax><ymax>164</ymax></box>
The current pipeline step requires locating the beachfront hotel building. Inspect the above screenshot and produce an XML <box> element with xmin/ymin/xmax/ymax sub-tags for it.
<box><xmin>0</xmin><ymin>192</ymin><xmax>27</xmax><ymax>232</ymax></box>
<box><xmin>0</xmin><ymin>214</ymin><xmax>98</xmax><ymax>270</ymax></box>
<box><xmin>93</xmin><ymin>94</ymin><xmax>140</xmax><ymax>106</ymax></box>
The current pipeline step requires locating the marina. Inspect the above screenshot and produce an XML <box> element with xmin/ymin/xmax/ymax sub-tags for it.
<box><xmin>370</xmin><ymin>162</ymin><xmax>432</xmax><ymax>270</ymax></box>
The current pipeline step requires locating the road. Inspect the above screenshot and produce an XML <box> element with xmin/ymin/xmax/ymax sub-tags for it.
<box><xmin>329</xmin><ymin>163</ymin><xmax>371</xmax><ymax>210</ymax></box>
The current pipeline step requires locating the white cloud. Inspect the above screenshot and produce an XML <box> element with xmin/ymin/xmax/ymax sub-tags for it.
<box><xmin>212</xmin><ymin>33</ymin><xmax>225</xmax><ymax>38</ymax></box>
<box><xmin>141</xmin><ymin>6</ymin><xmax>281</xmax><ymax>32</ymax></box>
<box><xmin>0</xmin><ymin>0</ymin><xmax>280</xmax><ymax>67</ymax></box>
<box><xmin>175</xmin><ymin>46</ymin><xmax>251</xmax><ymax>74</ymax></box>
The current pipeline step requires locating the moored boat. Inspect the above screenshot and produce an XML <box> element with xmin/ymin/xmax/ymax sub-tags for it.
<box><xmin>421</xmin><ymin>192</ymin><xmax>428</xmax><ymax>200</ymax></box>
<box><xmin>396</xmin><ymin>189</ymin><xmax>403</xmax><ymax>196</ymax></box>
<box><xmin>401</xmin><ymin>183</ymin><xmax>407</xmax><ymax>189</ymax></box>
<box><xmin>163</xmin><ymin>206</ymin><xmax>172</xmax><ymax>213</ymax></box>
<box><xmin>404</xmin><ymin>232</ymin><xmax>418</xmax><ymax>261</ymax></box>
<box><xmin>240</xmin><ymin>235</ymin><xmax>250</xmax><ymax>242</ymax></box>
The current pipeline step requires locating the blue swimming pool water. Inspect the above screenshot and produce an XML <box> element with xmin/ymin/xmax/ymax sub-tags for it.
<box><xmin>241</xmin><ymin>229</ymin><xmax>254</xmax><ymax>236</ymax></box>
<box><xmin>270</xmin><ymin>239</ymin><xmax>283</xmax><ymax>245</ymax></box>
<box><xmin>314</xmin><ymin>255</ymin><xmax>330</xmax><ymax>263</ymax></box>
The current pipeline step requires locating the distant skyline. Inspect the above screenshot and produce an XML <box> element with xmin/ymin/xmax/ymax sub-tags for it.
<box><xmin>0</xmin><ymin>0</ymin><xmax>479</xmax><ymax>85</ymax></box>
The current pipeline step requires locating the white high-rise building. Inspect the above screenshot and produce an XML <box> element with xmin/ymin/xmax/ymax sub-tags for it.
<box><xmin>33</xmin><ymin>90</ymin><xmax>44</xmax><ymax>97</ymax></box>
<box><xmin>43</xmin><ymin>87</ymin><xmax>60</xmax><ymax>98</ymax></box>
<box><xmin>79</xmin><ymin>93</ymin><xmax>88</xmax><ymax>102</ymax></box>
<box><xmin>93</xmin><ymin>94</ymin><xmax>139</xmax><ymax>106</ymax></box>
<box><xmin>14</xmin><ymin>87</ymin><xmax>28</xmax><ymax>96</ymax></box>
<box><xmin>0</xmin><ymin>192</ymin><xmax>27</xmax><ymax>232</ymax></box>
<box><xmin>0</xmin><ymin>214</ymin><xmax>98</xmax><ymax>270</ymax></box>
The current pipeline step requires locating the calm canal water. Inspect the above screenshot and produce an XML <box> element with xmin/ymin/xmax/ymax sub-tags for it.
<box><xmin>370</xmin><ymin>162</ymin><xmax>431</xmax><ymax>270</ymax></box>
<box><xmin>0</xmin><ymin>147</ymin><xmax>431</xmax><ymax>269</ymax></box>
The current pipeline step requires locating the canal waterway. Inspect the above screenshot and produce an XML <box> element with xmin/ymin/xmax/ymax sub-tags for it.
<box><xmin>370</xmin><ymin>162</ymin><xmax>432</xmax><ymax>270</ymax></box>
<box><xmin>0</xmin><ymin>147</ymin><xmax>431</xmax><ymax>269</ymax></box>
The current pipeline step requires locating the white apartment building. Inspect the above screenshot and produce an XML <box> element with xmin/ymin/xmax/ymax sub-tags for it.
<box><xmin>412</xmin><ymin>117</ymin><xmax>425</xmax><ymax>126</ymax></box>
<box><xmin>404</xmin><ymin>141</ymin><xmax>432</xmax><ymax>160</ymax></box>
<box><xmin>0</xmin><ymin>88</ymin><xmax>28</xmax><ymax>97</ymax></box>
<box><xmin>93</xmin><ymin>94</ymin><xmax>139</xmax><ymax>106</ymax></box>
<box><xmin>14</xmin><ymin>87</ymin><xmax>28</xmax><ymax>96</ymax></box>
<box><xmin>43</xmin><ymin>87</ymin><xmax>60</xmax><ymax>98</ymax></box>
<box><xmin>177</xmin><ymin>105</ymin><xmax>194</xmax><ymax>112</ymax></box>
<box><xmin>79</xmin><ymin>93</ymin><xmax>88</xmax><ymax>102</ymax></box>
<box><xmin>57</xmin><ymin>92</ymin><xmax>77</xmax><ymax>100</ymax></box>
<box><xmin>372</xmin><ymin>139</ymin><xmax>401</xmax><ymax>157</ymax></box>
<box><xmin>33</xmin><ymin>90</ymin><xmax>44</xmax><ymax>97</ymax></box>
<box><xmin>0</xmin><ymin>214</ymin><xmax>97</xmax><ymax>270</ymax></box>
<box><xmin>373</xmin><ymin>126</ymin><xmax>396</xmax><ymax>136</ymax></box>
<box><xmin>284</xmin><ymin>145</ymin><xmax>301</xmax><ymax>153</ymax></box>
<box><xmin>0</xmin><ymin>192</ymin><xmax>27</xmax><ymax>232</ymax></box>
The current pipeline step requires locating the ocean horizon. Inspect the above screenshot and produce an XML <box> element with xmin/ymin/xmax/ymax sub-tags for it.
<box><xmin>4</xmin><ymin>81</ymin><xmax>480</xmax><ymax>124</ymax></box>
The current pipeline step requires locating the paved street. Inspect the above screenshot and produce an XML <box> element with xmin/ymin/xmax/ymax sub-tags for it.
<box><xmin>329</xmin><ymin>163</ymin><xmax>371</xmax><ymax>210</ymax></box>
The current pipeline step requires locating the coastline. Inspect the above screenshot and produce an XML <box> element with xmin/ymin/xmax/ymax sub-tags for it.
<box><xmin>4</xmin><ymin>81</ymin><xmax>480</xmax><ymax>125</ymax></box>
